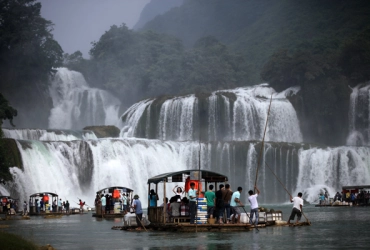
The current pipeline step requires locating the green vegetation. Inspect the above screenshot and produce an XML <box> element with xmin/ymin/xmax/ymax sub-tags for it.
<box><xmin>0</xmin><ymin>0</ymin><xmax>63</xmax><ymax>128</ymax></box>
<box><xmin>0</xmin><ymin>94</ymin><xmax>19</xmax><ymax>182</ymax></box>
<box><xmin>65</xmin><ymin>27</ymin><xmax>246</xmax><ymax>106</ymax></box>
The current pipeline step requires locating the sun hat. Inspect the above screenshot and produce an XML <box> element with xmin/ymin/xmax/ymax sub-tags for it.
<box><xmin>134</xmin><ymin>194</ymin><xmax>139</xmax><ymax>199</ymax></box>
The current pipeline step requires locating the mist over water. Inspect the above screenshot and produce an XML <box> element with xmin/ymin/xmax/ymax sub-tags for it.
<box><xmin>48</xmin><ymin>68</ymin><xmax>121</xmax><ymax>130</ymax></box>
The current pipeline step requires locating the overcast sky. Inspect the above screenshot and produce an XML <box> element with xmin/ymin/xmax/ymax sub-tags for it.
<box><xmin>38</xmin><ymin>0</ymin><xmax>150</xmax><ymax>58</ymax></box>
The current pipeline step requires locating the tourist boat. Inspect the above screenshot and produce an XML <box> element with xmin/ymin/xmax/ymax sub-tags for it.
<box><xmin>119</xmin><ymin>169</ymin><xmax>285</xmax><ymax>232</ymax></box>
<box><xmin>315</xmin><ymin>185</ymin><xmax>370</xmax><ymax>207</ymax></box>
<box><xmin>92</xmin><ymin>186</ymin><xmax>133</xmax><ymax>218</ymax></box>
<box><xmin>0</xmin><ymin>195</ymin><xmax>19</xmax><ymax>215</ymax></box>
<box><xmin>29</xmin><ymin>192</ymin><xmax>63</xmax><ymax>215</ymax></box>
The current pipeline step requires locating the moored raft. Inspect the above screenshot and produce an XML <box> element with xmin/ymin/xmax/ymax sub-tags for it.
<box><xmin>92</xmin><ymin>186</ymin><xmax>133</xmax><ymax>218</ymax></box>
<box><xmin>29</xmin><ymin>192</ymin><xmax>65</xmax><ymax>216</ymax></box>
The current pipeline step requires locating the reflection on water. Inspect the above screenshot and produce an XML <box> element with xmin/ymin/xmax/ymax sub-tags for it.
<box><xmin>1</xmin><ymin>205</ymin><xmax>370</xmax><ymax>249</ymax></box>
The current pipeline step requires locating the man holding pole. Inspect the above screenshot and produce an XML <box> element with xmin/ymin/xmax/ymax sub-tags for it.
<box><xmin>248</xmin><ymin>186</ymin><xmax>260</xmax><ymax>229</ymax></box>
<box><xmin>132</xmin><ymin>194</ymin><xmax>144</xmax><ymax>230</ymax></box>
<box><xmin>287</xmin><ymin>192</ymin><xmax>303</xmax><ymax>225</ymax></box>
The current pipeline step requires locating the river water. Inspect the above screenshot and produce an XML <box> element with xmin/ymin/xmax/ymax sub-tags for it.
<box><xmin>1</xmin><ymin>204</ymin><xmax>370</xmax><ymax>249</ymax></box>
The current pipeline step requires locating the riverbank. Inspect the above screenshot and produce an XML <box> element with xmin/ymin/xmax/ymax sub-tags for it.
<box><xmin>0</xmin><ymin>231</ymin><xmax>55</xmax><ymax>250</ymax></box>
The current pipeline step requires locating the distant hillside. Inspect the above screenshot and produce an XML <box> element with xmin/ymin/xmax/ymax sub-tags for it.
<box><xmin>133</xmin><ymin>0</ymin><xmax>183</xmax><ymax>30</ymax></box>
<box><xmin>140</xmin><ymin>0</ymin><xmax>370</xmax><ymax>83</ymax></box>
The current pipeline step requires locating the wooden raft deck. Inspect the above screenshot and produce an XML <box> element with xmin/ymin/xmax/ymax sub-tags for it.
<box><xmin>92</xmin><ymin>213</ymin><xmax>126</xmax><ymax>218</ymax></box>
<box><xmin>117</xmin><ymin>223</ymin><xmax>266</xmax><ymax>232</ymax></box>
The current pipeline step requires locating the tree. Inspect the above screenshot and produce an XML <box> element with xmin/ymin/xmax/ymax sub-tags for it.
<box><xmin>338</xmin><ymin>28</ymin><xmax>370</xmax><ymax>85</ymax></box>
<box><xmin>0</xmin><ymin>93</ymin><xmax>17</xmax><ymax>128</ymax></box>
<box><xmin>0</xmin><ymin>0</ymin><xmax>63</xmax><ymax>127</ymax></box>
<box><xmin>0</xmin><ymin>93</ymin><xmax>17</xmax><ymax>182</ymax></box>
<box><xmin>0</xmin><ymin>0</ymin><xmax>63</xmax><ymax>87</ymax></box>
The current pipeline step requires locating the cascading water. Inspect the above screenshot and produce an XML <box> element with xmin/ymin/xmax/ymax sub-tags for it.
<box><xmin>120</xmin><ymin>84</ymin><xmax>303</xmax><ymax>143</ymax></box>
<box><xmin>5</xmin><ymin>136</ymin><xmax>370</xmax><ymax>206</ymax></box>
<box><xmin>346</xmin><ymin>84</ymin><xmax>370</xmax><ymax>146</ymax></box>
<box><xmin>2</xmin><ymin>128</ymin><xmax>97</xmax><ymax>141</ymax></box>
<box><xmin>3</xmin><ymin>75</ymin><xmax>370</xmax><ymax>207</ymax></box>
<box><xmin>296</xmin><ymin>146</ymin><xmax>370</xmax><ymax>202</ymax></box>
<box><xmin>48</xmin><ymin>68</ymin><xmax>121</xmax><ymax>130</ymax></box>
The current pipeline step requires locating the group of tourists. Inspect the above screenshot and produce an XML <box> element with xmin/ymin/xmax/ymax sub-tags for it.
<box><xmin>95</xmin><ymin>192</ymin><xmax>129</xmax><ymax>215</ymax></box>
<box><xmin>0</xmin><ymin>197</ymin><xmax>17</xmax><ymax>214</ymax></box>
<box><xmin>29</xmin><ymin>197</ymin><xmax>70</xmax><ymax>214</ymax></box>
<box><xmin>203</xmin><ymin>183</ymin><xmax>261</xmax><ymax>227</ymax></box>
<box><xmin>144</xmin><ymin>182</ymin><xmax>305</xmax><ymax>227</ymax></box>
<box><xmin>334</xmin><ymin>190</ymin><xmax>370</xmax><ymax>205</ymax></box>
<box><xmin>145</xmin><ymin>182</ymin><xmax>266</xmax><ymax>227</ymax></box>
<box><xmin>318</xmin><ymin>190</ymin><xmax>370</xmax><ymax>206</ymax></box>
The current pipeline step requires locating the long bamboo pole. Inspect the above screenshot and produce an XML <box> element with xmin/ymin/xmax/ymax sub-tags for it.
<box><xmin>196</xmin><ymin>141</ymin><xmax>201</xmax><ymax>232</ymax></box>
<box><xmin>254</xmin><ymin>94</ymin><xmax>273</xmax><ymax>192</ymax></box>
<box><xmin>265</xmin><ymin>161</ymin><xmax>311</xmax><ymax>225</ymax></box>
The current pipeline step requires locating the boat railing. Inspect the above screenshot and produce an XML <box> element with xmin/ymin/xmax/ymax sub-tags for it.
<box><xmin>148</xmin><ymin>207</ymin><xmax>165</xmax><ymax>223</ymax></box>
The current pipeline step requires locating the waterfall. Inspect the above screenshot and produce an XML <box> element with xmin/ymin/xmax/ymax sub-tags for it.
<box><xmin>6</xmin><ymin>137</ymin><xmax>370</xmax><ymax>206</ymax></box>
<box><xmin>48</xmin><ymin>68</ymin><xmax>121</xmax><ymax>130</ymax></box>
<box><xmin>7</xmin><ymin>138</ymin><xmax>199</xmax><ymax>207</ymax></box>
<box><xmin>2</xmin><ymin>128</ymin><xmax>97</xmax><ymax>141</ymax></box>
<box><xmin>120</xmin><ymin>84</ymin><xmax>303</xmax><ymax>143</ymax></box>
<box><xmin>346</xmin><ymin>84</ymin><xmax>370</xmax><ymax>146</ymax></box>
<box><xmin>296</xmin><ymin>146</ymin><xmax>370</xmax><ymax>202</ymax></box>
<box><xmin>3</xmin><ymin>73</ymin><xmax>370</xmax><ymax>207</ymax></box>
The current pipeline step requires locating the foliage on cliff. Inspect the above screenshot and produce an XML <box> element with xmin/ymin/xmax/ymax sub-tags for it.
<box><xmin>65</xmin><ymin>26</ymin><xmax>245</xmax><ymax>105</ymax></box>
<box><xmin>0</xmin><ymin>0</ymin><xmax>63</xmax><ymax>127</ymax></box>
<box><xmin>141</xmin><ymin>0</ymin><xmax>370</xmax><ymax>84</ymax></box>
<box><xmin>260</xmin><ymin>28</ymin><xmax>370</xmax><ymax>145</ymax></box>
<box><xmin>0</xmin><ymin>94</ymin><xmax>19</xmax><ymax>182</ymax></box>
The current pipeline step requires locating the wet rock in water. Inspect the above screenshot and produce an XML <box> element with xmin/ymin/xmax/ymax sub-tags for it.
<box><xmin>83</xmin><ymin>125</ymin><xmax>120</xmax><ymax>138</ymax></box>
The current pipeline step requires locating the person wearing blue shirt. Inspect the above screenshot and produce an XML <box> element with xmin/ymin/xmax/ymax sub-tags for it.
<box><xmin>148</xmin><ymin>189</ymin><xmax>159</xmax><ymax>207</ymax></box>
<box><xmin>132</xmin><ymin>194</ymin><xmax>143</xmax><ymax>230</ymax></box>
<box><xmin>230</xmin><ymin>187</ymin><xmax>243</xmax><ymax>224</ymax></box>
<box><xmin>188</xmin><ymin>182</ymin><xmax>197</xmax><ymax>224</ymax></box>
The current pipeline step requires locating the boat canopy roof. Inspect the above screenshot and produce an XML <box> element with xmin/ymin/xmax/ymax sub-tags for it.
<box><xmin>147</xmin><ymin>169</ymin><xmax>228</xmax><ymax>184</ymax></box>
<box><xmin>342</xmin><ymin>185</ymin><xmax>370</xmax><ymax>190</ymax></box>
<box><xmin>29</xmin><ymin>192</ymin><xmax>58</xmax><ymax>197</ymax></box>
<box><xmin>96</xmin><ymin>186</ymin><xmax>134</xmax><ymax>194</ymax></box>
<box><xmin>0</xmin><ymin>195</ymin><xmax>15</xmax><ymax>200</ymax></box>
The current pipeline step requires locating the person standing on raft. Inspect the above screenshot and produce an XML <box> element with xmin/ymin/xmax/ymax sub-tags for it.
<box><xmin>248</xmin><ymin>186</ymin><xmax>260</xmax><ymax>228</ymax></box>
<box><xmin>287</xmin><ymin>192</ymin><xmax>303</xmax><ymax>224</ymax></box>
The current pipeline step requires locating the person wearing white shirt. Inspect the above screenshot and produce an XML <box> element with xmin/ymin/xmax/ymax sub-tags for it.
<box><xmin>287</xmin><ymin>192</ymin><xmax>304</xmax><ymax>224</ymax></box>
<box><xmin>248</xmin><ymin>186</ymin><xmax>260</xmax><ymax>229</ymax></box>
<box><xmin>188</xmin><ymin>182</ymin><xmax>197</xmax><ymax>224</ymax></box>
